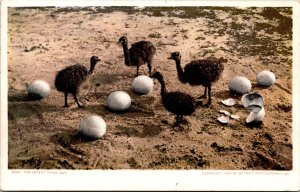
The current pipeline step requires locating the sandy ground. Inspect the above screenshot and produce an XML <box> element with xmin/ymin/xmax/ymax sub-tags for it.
<box><xmin>7</xmin><ymin>7</ymin><xmax>292</xmax><ymax>169</ymax></box>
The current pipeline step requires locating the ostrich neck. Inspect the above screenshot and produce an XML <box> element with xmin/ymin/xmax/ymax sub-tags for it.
<box><xmin>88</xmin><ymin>62</ymin><xmax>97</xmax><ymax>75</ymax></box>
<box><xmin>157</xmin><ymin>78</ymin><xmax>168</xmax><ymax>99</ymax></box>
<box><xmin>122</xmin><ymin>43</ymin><xmax>131</xmax><ymax>66</ymax></box>
<box><xmin>175</xmin><ymin>59</ymin><xmax>187</xmax><ymax>83</ymax></box>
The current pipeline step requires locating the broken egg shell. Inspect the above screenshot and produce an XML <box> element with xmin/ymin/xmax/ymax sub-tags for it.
<box><xmin>219</xmin><ymin>110</ymin><xmax>231</xmax><ymax>116</ymax></box>
<box><xmin>241</xmin><ymin>93</ymin><xmax>264</xmax><ymax>110</ymax></box>
<box><xmin>246</xmin><ymin>107</ymin><xmax>265</xmax><ymax>124</ymax></box>
<box><xmin>218</xmin><ymin>115</ymin><xmax>230</xmax><ymax>124</ymax></box>
<box><xmin>230</xmin><ymin>114</ymin><xmax>240</xmax><ymax>119</ymax></box>
<box><xmin>245</xmin><ymin>104</ymin><xmax>262</xmax><ymax>113</ymax></box>
<box><xmin>221</xmin><ymin>98</ymin><xmax>236</xmax><ymax>107</ymax></box>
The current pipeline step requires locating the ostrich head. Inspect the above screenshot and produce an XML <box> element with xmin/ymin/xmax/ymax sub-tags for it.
<box><xmin>151</xmin><ymin>71</ymin><xmax>163</xmax><ymax>82</ymax></box>
<box><xmin>90</xmin><ymin>56</ymin><xmax>101</xmax><ymax>66</ymax></box>
<box><xmin>168</xmin><ymin>52</ymin><xmax>181</xmax><ymax>61</ymax></box>
<box><xmin>91</xmin><ymin>55</ymin><xmax>101</xmax><ymax>62</ymax></box>
<box><xmin>118</xmin><ymin>36</ymin><xmax>128</xmax><ymax>45</ymax></box>
<box><xmin>219</xmin><ymin>57</ymin><xmax>228</xmax><ymax>63</ymax></box>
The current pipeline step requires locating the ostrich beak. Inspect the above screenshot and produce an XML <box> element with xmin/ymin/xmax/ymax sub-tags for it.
<box><xmin>167</xmin><ymin>56</ymin><xmax>172</xmax><ymax>60</ymax></box>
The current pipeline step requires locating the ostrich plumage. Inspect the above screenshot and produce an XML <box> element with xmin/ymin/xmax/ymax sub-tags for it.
<box><xmin>151</xmin><ymin>71</ymin><xmax>200</xmax><ymax>125</ymax></box>
<box><xmin>55</xmin><ymin>56</ymin><xmax>100</xmax><ymax>108</ymax></box>
<box><xmin>169</xmin><ymin>52</ymin><xmax>226</xmax><ymax>106</ymax></box>
<box><xmin>118</xmin><ymin>36</ymin><xmax>156</xmax><ymax>76</ymax></box>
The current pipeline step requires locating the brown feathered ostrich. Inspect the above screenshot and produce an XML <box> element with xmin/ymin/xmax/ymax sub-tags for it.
<box><xmin>151</xmin><ymin>71</ymin><xmax>201</xmax><ymax>126</ymax></box>
<box><xmin>168</xmin><ymin>52</ymin><xmax>226</xmax><ymax>106</ymax></box>
<box><xmin>55</xmin><ymin>56</ymin><xmax>101</xmax><ymax>108</ymax></box>
<box><xmin>118</xmin><ymin>36</ymin><xmax>156</xmax><ymax>76</ymax></box>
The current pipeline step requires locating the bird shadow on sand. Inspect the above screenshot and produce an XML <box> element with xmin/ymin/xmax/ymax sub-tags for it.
<box><xmin>91</xmin><ymin>72</ymin><xmax>133</xmax><ymax>86</ymax></box>
<box><xmin>8</xmin><ymin>90</ymin><xmax>34</xmax><ymax>102</ymax></box>
<box><xmin>103</xmin><ymin>95</ymin><xmax>156</xmax><ymax>118</ymax></box>
<box><xmin>8</xmin><ymin>91</ymin><xmax>58</xmax><ymax>121</ymax></box>
<box><xmin>50</xmin><ymin>130</ymin><xmax>101</xmax><ymax>146</ymax></box>
<box><xmin>114</xmin><ymin>123</ymin><xmax>164</xmax><ymax>138</ymax></box>
<box><xmin>214</xmin><ymin>89</ymin><xmax>239</xmax><ymax>100</ymax></box>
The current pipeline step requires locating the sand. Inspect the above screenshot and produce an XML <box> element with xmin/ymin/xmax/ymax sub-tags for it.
<box><xmin>7</xmin><ymin>7</ymin><xmax>292</xmax><ymax>170</ymax></box>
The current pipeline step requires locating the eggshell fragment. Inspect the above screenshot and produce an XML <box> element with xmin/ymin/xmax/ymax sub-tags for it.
<box><xmin>230</xmin><ymin>114</ymin><xmax>240</xmax><ymax>119</ymax></box>
<box><xmin>219</xmin><ymin>110</ymin><xmax>231</xmax><ymax>116</ymax></box>
<box><xmin>241</xmin><ymin>93</ymin><xmax>264</xmax><ymax>110</ymax></box>
<box><xmin>221</xmin><ymin>98</ymin><xmax>236</xmax><ymax>107</ymax></box>
<box><xmin>218</xmin><ymin>115</ymin><xmax>230</xmax><ymax>124</ymax></box>
<box><xmin>246</xmin><ymin>107</ymin><xmax>265</xmax><ymax>124</ymax></box>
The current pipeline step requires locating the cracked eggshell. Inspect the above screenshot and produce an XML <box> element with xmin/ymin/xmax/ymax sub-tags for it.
<box><xmin>107</xmin><ymin>91</ymin><xmax>131</xmax><ymax>112</ymax></box>
<box><xmin>221</xmin><ymin>98</ymin><xmax>236</xmax><ymax>106</ymax></box>
<box><xmin>246</xmin><ymin>107</ymin><xmax>265</xmax><ymax>124</ymax></box>
<box><xmin>230</xmin><ymin>114</ymin><xmax>240</xmax><ymax>119</ymax></box>
<box><xmin>26</xmin><ymin>80</ymin><xmax>51</xmax><ymax>100</ymax></box>
<box><xmin>218</xmin><ymin>115</ymin><xmax>230</xmax><ymax>124</ymax></box>
<box><xmin>257</xmin><ymin>70</ymin><xmax>276</xmax><ymax>87</ymax></box>
<box><xmin>79</xmin><ymin>115</ymin><xmax>106</xmax><ymax>139</ymax></box>
<box><xmin>132</xmin><ymin>75</ymin><xmax>154</xmax><ymax>94</ymax></box>
<box><xmin>241</xmin><ymin>93</ymin><xmax>264</xmax><ymax>110</ymax></box>
<box><xmin>228</xmin><ymin>76</ymin><xmax>251</xmax><ymax>94</ymax></box>
<box><xmin>219</xmin><ymin>110</ymin><xmax>231</xmax><ymax>116</ymax></box>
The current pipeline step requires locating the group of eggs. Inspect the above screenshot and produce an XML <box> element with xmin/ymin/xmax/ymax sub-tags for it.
<box><xmin>25</xmin><ymin>70</ymin><xmax>275</xmax><ymax>139</ymax></box>
<box><xmin>225</xmin><ymin>70</ymin><xmax>275</xmax><ymax>125</ymax></box>
<box><xmin>229</xmin><ymin>70</ymin><xmax>276</xmax><ymax>94</ymax></box>
<box><xmin>26</xmin><ymin>75</ymin><xmax>154</xmax><ymax>139</ymax></box>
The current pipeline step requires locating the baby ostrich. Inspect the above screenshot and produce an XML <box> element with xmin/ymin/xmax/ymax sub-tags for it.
<box><xmin>151</xmin><ymin>71</ymin><xmax>200</xmax><ymax>126</ymax></box>
<box><xmin>55</xmin><ymin>56</ymin><xmax>101</xmax><ymax>108</ymax></box>
<box><xmin>168</xmin><ymin>52</ymin><xmax>226</xmax><ymax>106</ymax></box>
<box><xmin>118</xmin><ymin>36</ymin><xmax>156</xmax><ymax>76</ymax></box>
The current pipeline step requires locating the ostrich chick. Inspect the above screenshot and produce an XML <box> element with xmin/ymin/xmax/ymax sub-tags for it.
<box><xmin>168</xmin><ymin>52</ymin><xmax>226</xmax><ymax>106</ymax></box>
<box><xmin>55</xmin><ymin>56</ymin><xmax>101</xmax><ymax>108</ymax></box>
<box><xmin>151</xmin><ymin>71</ymin><xmax>201</xmax><ymax>126</ymax></box>
<box><xmin>118</xmin><ymin>36</ymin><xmax>156</xmax><ymax>76</ymax></box>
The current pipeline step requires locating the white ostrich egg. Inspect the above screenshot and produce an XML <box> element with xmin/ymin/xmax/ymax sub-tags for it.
<box><xmin>26</xmin><ymin>80</ymin><xmax>51</xmax><ymax>100</ymax></box>
<box><xmin>256</xmin><ymin>70</ymin><xmax>276</xmax><ymax>87</ymax></box>
<box><xmin>132</xmin><ymin>75</ymin><xmax>154</xmax><ymax>94</ymax></box>
<box><xmin>79</xmin><ymin>115</ymin><xmax>106</xmax><ymax>139</ymax></box>
<box><xmin>107</xmin><ymin>91</ymin><xmax>131</xmax><ymax>112</ymax></box>
<box><xmin>228</xmin><ymin>76</ymin><xmax>251</xmax><ymax>94</ymax></box>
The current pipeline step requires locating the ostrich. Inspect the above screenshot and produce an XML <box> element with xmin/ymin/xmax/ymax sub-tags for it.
<box><xmin>151</xmin><ymin>71</ymin><xmax>201</xmax><ymax>126</ymax></box>
<box><xmin>55</xmin><ymin>56</ymin><xmax>101</xmax><ymax>108</ymax></box>
<box><xmin>118</xmin><ymin>36</ymin><xmax>156</xmax><ymax>76</ymax></box>
<box><xmin>168</xmin><ymin>52</ymin><xmax>226</xmax><ymax>106</ymax></box>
